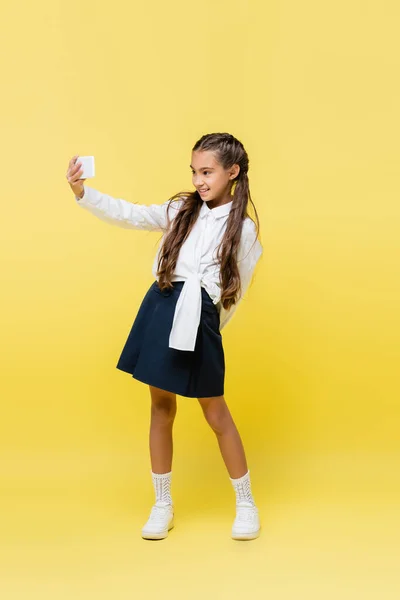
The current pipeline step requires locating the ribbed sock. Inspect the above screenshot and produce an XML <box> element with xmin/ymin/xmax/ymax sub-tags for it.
<box><xmin>229</xmin><ymin>469</ymin><xmax>255</xmax><ymax>506</ymax></box>
<box><xmin>151</xmin><ymin>470</ymin><xmax>173</xmax><ymax>507</ymax></box>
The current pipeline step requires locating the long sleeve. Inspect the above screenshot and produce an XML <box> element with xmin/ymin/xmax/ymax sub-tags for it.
<box><xmin>219</xmin><ymin>218</ymin><xmax>263</xmax><ymax>330</ymax></box>
<box><xmin>75</xmin><ymin>185</ymin><xmax>182</xmax><ymax>232</ymax></box>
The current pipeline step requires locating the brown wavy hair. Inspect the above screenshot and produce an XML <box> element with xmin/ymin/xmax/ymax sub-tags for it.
<box><xmin>156</xmin><ymin>132</ymin><xmax>260</xmax><ymax>310</ymax></box>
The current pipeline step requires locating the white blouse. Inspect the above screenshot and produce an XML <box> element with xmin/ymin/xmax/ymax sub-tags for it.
<box><xmin>75</xmin><ymin>186</ymin><xmax>263</xmax><ymax>351</ymax></box>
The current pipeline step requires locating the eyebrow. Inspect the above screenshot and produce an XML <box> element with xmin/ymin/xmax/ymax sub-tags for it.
<box><xmin>190</xmin><ymin>165</ymin><xmax>215</xmax><ymax>170</ymax></box>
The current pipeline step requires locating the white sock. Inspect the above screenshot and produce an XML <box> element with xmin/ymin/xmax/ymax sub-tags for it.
<box><xmin>229</xmin><ymin>469</ymin><xmax>255</xmax><ymax>506</ymax></box>
<box><xmin>151</xmin><ymin>470</ymin><xmax>173</xmax><ymax>506</ymax></box>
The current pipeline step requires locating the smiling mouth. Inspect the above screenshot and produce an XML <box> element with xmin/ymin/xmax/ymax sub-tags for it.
<box><xmin>199</xmin><ymin>189</ymin><xmax>209</xmax><ymax>193</ymax></box>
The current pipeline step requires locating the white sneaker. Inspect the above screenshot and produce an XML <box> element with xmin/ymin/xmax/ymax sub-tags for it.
<box><xmin>232</xmin><ymin>501</ymin><xmax>261</xmax><ymax>540</ymax></box>
<box><xmin>141</xmin><ymin>503</ymin><xmax>174</xmax><ymax>540</ymax></box>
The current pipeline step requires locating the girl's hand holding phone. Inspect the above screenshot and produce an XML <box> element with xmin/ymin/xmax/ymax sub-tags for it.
<box><xmin>66</xmin><ymin>155</ymin><xmax>86</xmax><ymax>199</ymax></box>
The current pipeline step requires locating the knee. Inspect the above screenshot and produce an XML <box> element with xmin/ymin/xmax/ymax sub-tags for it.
<box><xmin>202</xmin><ymin>403</ymin><xmax>232</xmax><ymax>436</ymax></box>
<box><xmin>151</xmin><ymin>397</ymin><xmax>177</xmax><ymax>426</ymax></box>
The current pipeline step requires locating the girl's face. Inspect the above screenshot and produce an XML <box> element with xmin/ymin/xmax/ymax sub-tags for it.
<box><xmin>190</xmin><ymin>150</ymin><xmax>239</xmax><ymax>206</ymax></box>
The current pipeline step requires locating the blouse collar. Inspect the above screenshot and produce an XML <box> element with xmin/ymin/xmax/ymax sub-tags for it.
<box><xmin>199</xmin><ymin>200</ymin><xmax>233</xmax><ymax>220</ymax></box>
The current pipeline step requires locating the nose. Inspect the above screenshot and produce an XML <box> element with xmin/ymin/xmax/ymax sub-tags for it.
<box><xmin>192</xmin><ymin>175</ymin><xmax>204</xmax><ymax>187</ymax></box>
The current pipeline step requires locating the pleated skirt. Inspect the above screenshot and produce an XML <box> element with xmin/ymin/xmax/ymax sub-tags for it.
<box><xmin>116</xmin><ymin>281</ymin><xmax>225</xmax><ymax>398</ymax></box>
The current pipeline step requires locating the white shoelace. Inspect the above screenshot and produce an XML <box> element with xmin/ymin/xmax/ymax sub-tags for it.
<box><xmin>148</xmin><ymin>504</ymin><xmax>172</xmax><ymax>522</ymax></box>
<box><xmin>236</xmin><ymin>503</ymin><xmax>258</xmax><ymax>523</ymax></box>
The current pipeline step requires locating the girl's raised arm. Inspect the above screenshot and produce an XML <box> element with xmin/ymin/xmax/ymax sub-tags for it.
<box><xmin>75</xmin><ymin>185</ymin><xmax>182</xmax><ymax>232</ymax></box>
<box><xmin>67</xmin><ymin>155</ymin><xmax>181</xmax><ymax>232</ymax></box>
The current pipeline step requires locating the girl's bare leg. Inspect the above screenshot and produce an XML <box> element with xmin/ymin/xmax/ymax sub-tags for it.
<box><xmin>197</xmin><ymin>394</ymin><xmax>260</xmax><ymax>540</ymax></box>
<box><xmin>197</xmin><ymin>395</ymin><xmax>248</xmax><ymax>479</ymax></box>
<box><xmin>141</xmin><ymin>385</ymin><xmax>176</xmax><ymax>539</ymax></box>
<box><xmin>149</xmin><ymin>385</ymin><xmax>177</xmax><ymax>473</ymax></box>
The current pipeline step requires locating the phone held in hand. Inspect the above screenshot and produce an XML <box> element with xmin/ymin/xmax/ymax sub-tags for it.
<box><xmin>77</xmin><ymin>156</ymin><xmax>95</xmax><ymax>179</ymax></box>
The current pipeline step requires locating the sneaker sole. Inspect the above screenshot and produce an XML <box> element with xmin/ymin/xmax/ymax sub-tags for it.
<box><xmin>232</xmin><ymin>528</ymin><xmax>260</xmax><ymax>541</ymax></box>
<box><xmin>141</xmin><ymin>520</ymin><xmax>174</xmax><ymax>540</ymax></box>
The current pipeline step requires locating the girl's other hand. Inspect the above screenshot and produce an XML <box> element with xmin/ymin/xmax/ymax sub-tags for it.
<box><xmin>66</xmin><ymin>155</ymin><xmax>86</xmax><ymax>199</ymax></box>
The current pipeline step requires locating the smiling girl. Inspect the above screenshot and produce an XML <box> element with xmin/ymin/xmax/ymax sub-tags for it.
<box><xmin>66</xmin><ymin>132</ymin><xmax>263</xmax><ymax>541</ymax></box>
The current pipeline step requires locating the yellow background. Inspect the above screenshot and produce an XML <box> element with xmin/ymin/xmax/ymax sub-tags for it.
<box><xmin>1</xmin><ymin>0</ymin><xmax>399</xmax><ymax>598</ymax></box>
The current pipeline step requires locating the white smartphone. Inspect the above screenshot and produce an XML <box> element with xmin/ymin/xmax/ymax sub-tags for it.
<box><xmin>77</xmin><ymin>156</ymin><xmax>95</xmax><ymax>179</ymax></box>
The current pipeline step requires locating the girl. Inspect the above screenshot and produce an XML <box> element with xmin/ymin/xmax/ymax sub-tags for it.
<box><xmin>66</xmin><ymin>133</ymin><xmax>263</xmax><ymax>541</ymax></box>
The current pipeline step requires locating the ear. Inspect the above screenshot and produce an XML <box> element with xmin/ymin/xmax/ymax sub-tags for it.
<box><xmin>229</xmin><ymin>164</ymin><xmax>240</xmax><ymax>180</ymax></box>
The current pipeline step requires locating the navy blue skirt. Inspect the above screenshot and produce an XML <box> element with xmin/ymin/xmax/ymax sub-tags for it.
<box><xmin>116</xmin><ymin>281</ymin><xmax>225</xmax><ymax>398</ymax></box>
